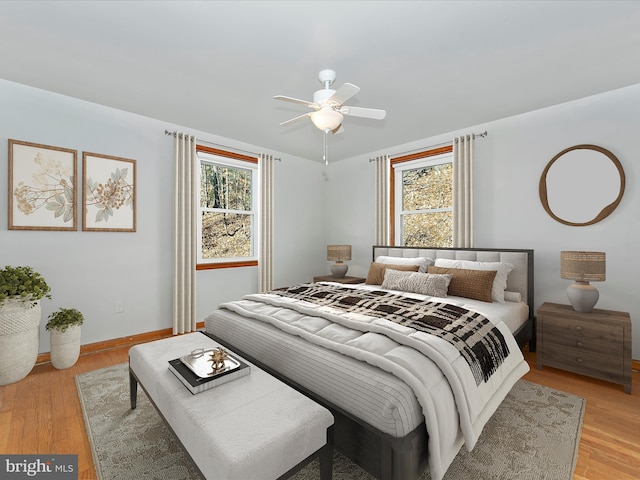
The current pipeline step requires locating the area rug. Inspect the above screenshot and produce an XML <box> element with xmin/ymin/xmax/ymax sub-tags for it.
<box><xmin>76</xmin><ymin>363</ymin><xmax>584</xmax><ymax>480</ymax></box>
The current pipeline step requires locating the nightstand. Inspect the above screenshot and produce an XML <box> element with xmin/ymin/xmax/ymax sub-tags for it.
<box><xmin>536</xmin><ymin>302</ymin><xmax>631</xmax><ymax>394</ymax></box>
<box><xmin>313</xmin><ymin>275</ymin><xmax>366</xmax><ymax>284</ymax></box>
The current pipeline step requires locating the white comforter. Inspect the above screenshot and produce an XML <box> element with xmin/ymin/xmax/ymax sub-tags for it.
<box><xmin>220</xmin><ymin>284</ymin><xmax>530</xmax><ymax>480</ymax></box>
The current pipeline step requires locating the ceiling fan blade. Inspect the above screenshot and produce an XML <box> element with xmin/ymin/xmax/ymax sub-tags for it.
<box><xmin>328</xmin><ymin>83</ymin><xmax>360</xmax><ymax>106</ymax></box>
<box><xmin>273</xmin><ymin>95</ymin><xmax>318</xmax><ymax>109</ymax></box>
<box><xmin>280</xmin><ymin>112</ymin><xmax>312</xmax><ymax>126</ymax></box>
<box><xmin>340</xmin><ymin>106</ymin><xmax>386</xmax><ymax>120</ymax></box>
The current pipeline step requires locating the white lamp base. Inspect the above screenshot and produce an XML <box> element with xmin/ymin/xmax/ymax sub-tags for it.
<box><xmin>566</xmin><ymin>281</ymin><xmax>599</xmax><ymax>313</ymax></box>
<box><xmin>330</xmin><ymin>263</ymin><xmax>348</xmax><ymax>278</ymax></box>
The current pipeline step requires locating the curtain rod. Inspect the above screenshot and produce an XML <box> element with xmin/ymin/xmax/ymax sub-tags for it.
<box><xmin>369</xmin><ymin>130</ymin><xmax>488</xmax><ymax>162</ymax></box>
<box><xmin>164</xmin><ymin>130</ymin><xmax>281</xmax><ymax>161</ymax></box>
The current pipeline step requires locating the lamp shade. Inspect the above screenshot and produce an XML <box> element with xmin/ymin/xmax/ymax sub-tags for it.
<box><xmin>327</xmin><ymin>245</ymin><xmax>351</xmax><ymax>262</ymax></box>
<box><xmin>560</xmin><ymin>251</ymin><xmax>606</xmax><ymax>282</ymax></box>
<box><xmin>311</xmin><ymin>107</ymin><xmax>343</xmax><ymax>131</ymax></box>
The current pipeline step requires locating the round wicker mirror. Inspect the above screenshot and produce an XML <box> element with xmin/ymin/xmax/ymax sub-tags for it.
<box><xmin>539</xmin><ymin>144</ymin><xmax>625</xmax><ymax>226</ymax></box>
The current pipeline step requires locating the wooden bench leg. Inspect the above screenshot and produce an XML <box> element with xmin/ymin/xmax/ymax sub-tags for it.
<box><xmin>129</xmin><ymin>368</ymin><xmax>138</xmax><ymax>410</ymax></box>
<box><xmin>319</xmin><ymin>426</ymin><xmax>334</xmax><ymax>480</ymax></box>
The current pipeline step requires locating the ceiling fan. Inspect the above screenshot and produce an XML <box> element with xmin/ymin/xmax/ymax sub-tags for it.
<box><xmin>274</xmin><ymin>69</ymin><xmax>386</xmax><ymax>163</ymax></box>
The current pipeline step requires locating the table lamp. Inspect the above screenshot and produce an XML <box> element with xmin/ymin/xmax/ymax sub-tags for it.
<box><xmin>560</xmin><ymin>251</ymin><xmax>606</xmax><ymax>312</ymax></box>
<box><xmin>327</xmin><ymin>245</ymin><xmax>351</xmax><ymax>278</ymax></box>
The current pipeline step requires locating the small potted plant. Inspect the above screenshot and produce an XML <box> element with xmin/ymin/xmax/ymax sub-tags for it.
<box><xmin>46</xmin><ymin>308</ymin><xmax>84</xmax><ymax>370</ymax></box>
<box><xmin>0</xmin><ymin>266</ymin><xmax>52</xmax><ymax>385</ymax></box>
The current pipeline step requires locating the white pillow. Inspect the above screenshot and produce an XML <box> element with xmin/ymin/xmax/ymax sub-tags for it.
<box><xmin>375</xmin><ymin>255</ymin><xmax>433</xmax><ymax>273</ymax></box>
<box><xmin>381</xmin><ymin>269</ymin><xmax>452</xmax><ymax>297</ymax></box>
<box><xmin>433</xmin><ymin>258</ymin><xmax>514</xmax><ymax>303</ymax></box>
<box><xmin>504</xmin><ymin>291</ymin><xmax>522</xmax><ymax>303</ymax></box>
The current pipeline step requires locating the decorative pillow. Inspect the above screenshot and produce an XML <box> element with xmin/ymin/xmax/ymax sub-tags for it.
<box><xmin>504</xmin><ymin>291</ymin><xmax>522</xmax><ymax>303</ymax></box>
<box><xmin>427</xmin><ymin>266</ymin><xmax>497</xmax><ymax>303</ymax></box>
<box><xmin>381</xmin><ymin>269</ymin><xmax>453</xmax><ymax>297</ymax></box>
<box><xmin>374</xmin><ymin>255</ymin><xmax>433</xmax><ymax>273</ymax></box>
<box><xmin>433</xmin><ymin>259</ymin><xmax>514</xmax><ymax>303</ymax></box>
<box><xmin>365</xmin><ymin>262</ymin><xmax>420</xmax><ymax>285</ymax></box>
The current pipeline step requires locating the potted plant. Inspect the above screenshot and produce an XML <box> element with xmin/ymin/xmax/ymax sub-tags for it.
<box><xmin>0</xmin><ymin>266</ymin><xmax>51</xmax><ymax>385</ymax></box>
<box><xmin>46</xmin><ymin>308</ymin><xmax>84</xmax><ymax>370</ymax></box>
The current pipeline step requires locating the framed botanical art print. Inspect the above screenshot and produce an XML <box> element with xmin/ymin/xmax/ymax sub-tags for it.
<box><xmin>82</xmin><ymin>152</ymin><xmax>137</xmax><ymax>232</ymax></box>
<box><xmin>8</xmin><ymin>139</ymin><xmax>78</xmax><ymax>231</ymax></box>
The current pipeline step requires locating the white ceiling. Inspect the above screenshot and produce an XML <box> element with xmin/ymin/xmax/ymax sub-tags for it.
<box><xmin>1</xmin><ymin>1</ymin><xmax>640</xmax><ymax>162</ymax></box>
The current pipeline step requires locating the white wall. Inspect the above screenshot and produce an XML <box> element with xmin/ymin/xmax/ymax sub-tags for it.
<box><xmin>322</xmin><ymin>158</ymin><xmax>376</xmax><ymax>277</ymax></box>
<box><xmin>0</xmin><ymin>80</ymin><xmax>325</xmax><ymax>353</ymax></box>
<box><xmin>326</xmin><ymin>83</ymin><xmax>640</xmax><ymax>359</ymax></box>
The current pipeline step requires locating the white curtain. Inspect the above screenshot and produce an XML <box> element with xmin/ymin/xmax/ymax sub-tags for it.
<box><xmin>259</xmin><ymin>154</ymin><xmax>275</xmax><ymax>292</ymax></box>
<box><xmin>452</xmin><ymin>134</ymin><xmax>474</xmax><ymax>248</ymax></box>
<box><xmin>173</xmin><ymin>133</ymin><xmax>197</xmax><ymax>334</ymax></box>
<box><xmin>374</xmin><ymin>155</ymin><xmax>390</xmax><ymax>245</ymax></box>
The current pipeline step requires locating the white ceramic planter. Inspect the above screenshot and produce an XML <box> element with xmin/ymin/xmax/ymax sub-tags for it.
<box><xmin>50</xmin><ymin>324</ymin><xmax>81</xmax><ymax>370</ymax></box>
<box><xmin>0</xmin><ymin>300</ymin><xmax>41</xmax><ymax>386</ymax></box>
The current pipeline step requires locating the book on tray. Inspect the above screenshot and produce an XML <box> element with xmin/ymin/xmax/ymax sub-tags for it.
<box><xmin>168</xmin><ymin>348</ymin><xmax>250</xmax><ymax>394</ymax></box>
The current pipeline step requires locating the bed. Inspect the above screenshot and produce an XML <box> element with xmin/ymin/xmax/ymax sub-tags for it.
<box><xmin>204</xmin><ymin>246</ymin><xmax>535</xmax><ymax>480</ymax></box>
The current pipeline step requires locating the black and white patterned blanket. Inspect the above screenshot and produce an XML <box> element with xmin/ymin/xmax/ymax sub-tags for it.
<box><xmin>272</xmin><ymin>283</ymin><xmax>510</xmax><ymax>385</ymax></box>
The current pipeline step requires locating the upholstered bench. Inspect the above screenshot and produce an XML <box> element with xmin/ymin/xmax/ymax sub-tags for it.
<box><xmin>129</xmin><ymin>332</ymin><xmax>334</xmax><ymax>480</ymax></box>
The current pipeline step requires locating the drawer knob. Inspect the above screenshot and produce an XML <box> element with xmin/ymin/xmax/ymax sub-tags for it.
<box><xmin>576</xmin><ymin>357</ymin><xmax>583</xmax><ymax>363</ymax></box>
<box><xmin>577</xmin><ymin>341</ymin><xmax>583</xmax><ymax>347</ymax></box>
<box><xmin>575</xmin><ymin>326</ymin><xmax>583</xmax><ymax>331</ymax></box>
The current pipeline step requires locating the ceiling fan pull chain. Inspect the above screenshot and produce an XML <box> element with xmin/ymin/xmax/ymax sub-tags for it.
<box><xmin>323</xmin><ymin>130</ymin><xmax>329</xmax><ymax>165</ymax></box>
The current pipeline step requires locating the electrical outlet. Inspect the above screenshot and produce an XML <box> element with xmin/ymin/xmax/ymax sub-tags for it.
<box><xmin>114</xmin><ymin>301</ymin><xmax>124</xmax><ymax>313</ymax></box>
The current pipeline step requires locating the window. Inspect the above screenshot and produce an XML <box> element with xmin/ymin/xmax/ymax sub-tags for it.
<box><xmin>196</xmin><ymin>145</ymin><xmax>259</xmax><ymax>269</ymax></box>
<box><xmin>391</xmin><ymin>146</ymin><xmax>453</xmax><ymax>247</ymax></box>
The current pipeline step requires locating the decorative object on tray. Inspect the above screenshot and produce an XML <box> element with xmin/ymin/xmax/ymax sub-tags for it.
<box><xmin>209</xmin><ymin>347</ymin><xmax>229</xmax><ymax>373</ymax></box>
<box><xmin>327</xmin><ymin>244</ymin><xmax>351</xmax><ymax>278</ymax></box>
<box><xmin>560</xmin><ymin>251</ymin><xmax>605</xmax><ymax>312</ymax></box>
<box><xmin>168</xmin><ymin>347</ymin><xmax>250</xmax><ymax>394</ymax></box>
<box><xmin>46</xmin><ymin>307</ymin><xmax>84</xmax><ymax>369</ymax></box>
<box><xmin>0</xmin><ymin>266</ymin><xmax>52</xmax><ymax>386</ymax></box>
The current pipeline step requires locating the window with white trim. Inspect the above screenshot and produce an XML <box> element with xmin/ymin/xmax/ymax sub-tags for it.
<box><xmin>197</xmin><ymin>147</ymin><xmax>259</xmax><ymax>267</ymax></box>
<box><xmin>392</xmin><ymin>150</ymin><xmax>453</xmax><ymax>247</ymax></box>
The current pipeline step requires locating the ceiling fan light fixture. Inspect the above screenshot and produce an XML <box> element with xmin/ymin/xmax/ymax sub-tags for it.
<box><xmin>310</xmin><ymin>107</ymin><xmax>343</xmax><ymax>132</ymax></box>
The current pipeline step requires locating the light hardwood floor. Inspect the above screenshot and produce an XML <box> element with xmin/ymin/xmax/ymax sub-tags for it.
<box><xmin>1</xmin><ymin>341</ymin><xmax>638</xmax><ymax>480</ymax></box>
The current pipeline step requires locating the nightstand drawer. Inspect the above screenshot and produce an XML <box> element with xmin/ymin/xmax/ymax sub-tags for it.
<box><xmin>542</xmin><ymin>317</ymin><xmax>623</xmax><ymax>355</ymax></box>
<box><xmin>542</xmin><ymin>342</ymin><xmax>623</xmax><ymax>380</ymax></box>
